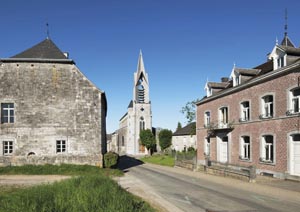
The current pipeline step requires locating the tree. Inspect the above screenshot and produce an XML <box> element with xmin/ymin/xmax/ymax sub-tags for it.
<box><xmin>176</xmin><ymin>122</ymin><xmax>182</xmax><ymax>131</ymax></box>
<box><xmin>139</xmin><ymin>129</ymin><xmax>156</xmax><ymax>155</ymax></box>
<box><xmin>159</xmin><ymin>129</ymin><xmax>173</xmax><ymax>151</ymax></box>
<box><xmin>180</xmin><ymin>99</ymin><xmax>200</xmax><ymax>123</ymax></box>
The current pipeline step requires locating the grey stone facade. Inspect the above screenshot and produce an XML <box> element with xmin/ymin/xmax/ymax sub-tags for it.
<box><xmin>0</xmin><ymin>39</ymin><xmax>107</xmax><ymax>167</ymax></box>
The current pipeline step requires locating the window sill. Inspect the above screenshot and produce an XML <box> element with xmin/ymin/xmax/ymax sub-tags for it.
<box><xmin>259</xmin><ymin>161</ymin><xmax>275</xmax><ymax>166</ymax></box>
<box><xmin>239</xmin><ymin>158</ymin><xmax>251</xmax><ymax>162</ymax></box>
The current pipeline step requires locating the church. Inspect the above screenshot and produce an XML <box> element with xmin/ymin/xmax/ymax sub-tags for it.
<box><xmin>114</xmin><ymin>51</ymin><xmax>153</xmax><ymax>155</ymax></box>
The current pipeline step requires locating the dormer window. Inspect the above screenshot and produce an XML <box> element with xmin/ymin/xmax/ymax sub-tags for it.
<box><xmin>277</xmin><ymin>56</ymin><xmax>285</xmax><ymax>68</ymax></box>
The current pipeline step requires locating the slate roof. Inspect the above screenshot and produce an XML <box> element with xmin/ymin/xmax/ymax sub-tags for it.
<box><xmin>12</xmin><ymin>38</ymin><xmax>67</xmax><ymax>59</ymax></box>
<box><xmin>281</xmin><ymin>35</ymin><xmax>295</xmax><ymax>47</ymax></box>
<box><xmin>234</xmin><ymin>68</ymin><xmax>261</xmax><ymax>76</ymax></box>
<box><xmin>128</xmin><ymin>100</ymin><xmax>133</xmax><ymax>108</ymax></box>
<box><xmin>207</xmin><ymin>82</ymin><xmax>230</xmax><ymax>89</ymax></box>
<box><xmin>1</xmin><ymin>38</ymin><xmax>74</xmax><ymax>64</ymax></box>
<box><xmin>173</xmin><ymin>122</ymin><xmax>196</xmax><ymax>136</ymax></box>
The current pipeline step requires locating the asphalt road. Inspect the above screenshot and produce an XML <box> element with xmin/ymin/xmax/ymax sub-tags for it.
<box><xmin>118</xmin><ymin>156</ymin><xmax>300</xmax><ymax>212</ymax></box>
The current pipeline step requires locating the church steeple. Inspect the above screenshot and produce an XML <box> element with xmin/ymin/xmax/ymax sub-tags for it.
<box><xmin>133</xmin><ymin>50</ymin><xmax>149</xmax><ymax>104</ymax></box>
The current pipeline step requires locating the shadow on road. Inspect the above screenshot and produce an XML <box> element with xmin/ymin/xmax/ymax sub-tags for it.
<box><xmin>117</xmin><ymin>155</ymin><xmax>144</xmax><ymax>171</ymax></box>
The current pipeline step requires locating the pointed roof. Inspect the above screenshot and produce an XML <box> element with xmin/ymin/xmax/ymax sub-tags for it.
<box><xmin>137</xmin><ymin>50</ymin><xmax>145</xmax><ymax>73</ymax></box>
<box><xmin>12</xmin><ymin>38</ymin><xmax>67</xmax><ymax>59</ymax></box>
<box><xmin>1</xmin><ymin>38</ymin><xmax>74</xmax><ymax>64</ymax></box>
<box><xmin>280</xmin><ymin>35</ymin><xmax>295</xmax><ymax>47</ymax></box>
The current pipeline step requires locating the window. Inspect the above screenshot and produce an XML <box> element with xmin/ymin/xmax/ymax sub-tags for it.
<box><xmin>204</xmin><ymin>137</ymin><xmax>210</xmax><ymax>156</ymax></box>
<box><xmin>277</xmin><ymin>56</ymin><xmax>285</xmax><ymax>68</ymax></box>
<box><xmin>137</xmin><ymin>79</ymin><xmax>145</xmax><ymax>103</ymax></box>
<box><xmin>240</xmin><ymin>136</ymin><xmax>250</xmax><ymax>160</ymax></box>
<box><xmin>240</xmin><ymin>101</ymin><xmax>250</xmax><ymax>122</ymax></box>
<box><xmin>121</xmin><ymin>136</ymin><xmax>125</xmax><ymax>146</ymax></box>
<box><xmin>288</xmin><ymin>88</ymin><xmax>300</xmax><ymax>115</ymax></box>
<box><xmin>56</xmin><ymin>140</ymin><xmax>66</xmax><ymax>153</ymax></box>
<box><xmin>260</xmin><ymin>135</ymin><xmax>274</xmax><ymax>163</ymax></box>
<box><xmin>1</xmin><ymin>103</ymin><xmax>14</xmax><ymax>123</ymax></box>
<box><xmin>204</xmin><ymin>111</ymin><xmax>211</xmax><ymax>127</ymax></box>
<box><xmin>3</xmin><ymin>141</ymin><xmax>13</xmax><ymax>155</ymax></box>
<box><xmin>260</xmin><ymin>95</ymin><xmax>273</xmax><ymax>119</ymax></box>
<box><xmin>219</xmin><ymin>107</ymin><xmax>228</xmax><ymax>128</ymax></box>
<box><xmin>140</xmin><ymin>117</ymin><xmax>145</xmax><ymax>131</ymax></box>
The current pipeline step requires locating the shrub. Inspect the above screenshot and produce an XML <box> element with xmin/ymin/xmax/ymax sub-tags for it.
<box><xmin>158</xmin><ymin>129</ymin><xmax>172</xmax><ymax>151</ymax></box>
<box><xmin>104</xmin><ymin>152</ymin><xmax>119</xmax><ymax>168</ymax></box>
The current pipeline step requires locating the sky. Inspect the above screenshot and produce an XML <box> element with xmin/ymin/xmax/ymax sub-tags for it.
<box><xmin>1</xmin><ymin>0</ymin><xmax>300</xmax><ymax>133</ymax></box>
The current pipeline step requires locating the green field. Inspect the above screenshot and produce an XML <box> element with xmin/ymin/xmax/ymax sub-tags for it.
<box><xmin>0</xmin><ymin>164</ymin><xmax>155</xmax><ymax>212</ymax></box>
<box><xmin>140</xmin><ymin>154</ymin><xmax>175</xmax><ymax>167</ymax></box>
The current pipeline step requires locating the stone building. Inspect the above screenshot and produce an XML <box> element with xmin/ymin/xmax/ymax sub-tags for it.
<box><xmin>0</xmin><ymin>38</ymin><xmax>107</xmax><ymax>166</ymax></box>
<box><xmin>116</xmin><ymin>51</ymin><xmax>152</xmax><ymax>155</ymax></box>
<box><xmin>172</xmin><ymin>122</ymin><xmax>196</xmax><ymax>152</ymax></box>
<box><xmin>196</xmin><ymin>34</ymin><xmax>300</xmax><ymax>179</ymax></box>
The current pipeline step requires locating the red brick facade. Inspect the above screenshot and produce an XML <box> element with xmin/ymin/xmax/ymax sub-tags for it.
<box><xmin>197</xmin><ymin>64</ymin><xmax>300</xmax><ymax>179</ymax></box>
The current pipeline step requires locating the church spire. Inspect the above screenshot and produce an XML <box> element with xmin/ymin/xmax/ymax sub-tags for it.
<box><xmin>137</xmin><ymin>49</ymin><xmax>145</xmax><ymax>73</ymax></box>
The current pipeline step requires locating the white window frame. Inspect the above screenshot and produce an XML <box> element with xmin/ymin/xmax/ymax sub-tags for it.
<box><xmin>289</xmin><ymin>88</ymin><xmax>300</xmax><ymax>114</ymax></box>
<box><xmin>219</xmin><ymin>107</ymin><xmax>228</xmax><ymax>128</ymax></box>
<box><xmin>56</xmin><ymin>140</ymin><xmax>66</xmax><ymax>153</ymax></box>
<box><xmin>240</xmin><ymin>101</ymin><xmax>250</xmax><ymax>122</ymax></box>
<box><xmin>261</xmin><ymin>95</ymin><xmax>274</xmax><ymax>118</ymax></box>
<box><xmin>3</xmin><ymin>141</ymin><xmax>13</xmax><ymax>155</ymax></box>
<box><xmin>260</xmin><ymin>135</ymin><xmax>275</xmax><ymax>163</ymax></box>
<box><xmin>204</xmin><ymin>111</ymin><xmax>211</xmax><ymax>127</ymax></box>
<box><xmin>1</xmin><ymin>103</ymin><xmax>14</xmax><ymax>124</ymax></box>
<box><xmin>240</xmin><ymin>136</ymin><xmax>250</xmax><ymax>160</ymax></box>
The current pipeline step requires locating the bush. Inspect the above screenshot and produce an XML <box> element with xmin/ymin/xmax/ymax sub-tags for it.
<box><xmin>104</xmin><ymin>152</ymin><xmax>119</xmax><ymax>168</ymax></box>
<box><xmin>158</xmin><ymin>129</ymin><xmax>172</xmax><ymax>151</ymax></box>
<box><xmin>187</xmin><ymin>146</ymin><xmax>196</xmax><ymax>153</ymax></box>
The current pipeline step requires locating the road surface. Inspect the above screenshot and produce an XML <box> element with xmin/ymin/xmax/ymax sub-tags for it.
<box><xmin>117</xmin><ymin>156</ymin><xmax>300</xmax><ymax>212</ymax></box>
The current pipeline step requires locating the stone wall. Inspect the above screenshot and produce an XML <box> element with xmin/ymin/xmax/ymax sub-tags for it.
<box><xmin>0</xmin><ymin>61</ymin><xmax>106</xmax><ymax>166</ymax></box>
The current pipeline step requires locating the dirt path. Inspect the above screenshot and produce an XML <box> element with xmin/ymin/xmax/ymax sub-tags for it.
<box><xmin>0</xmin><ymin>175</ymin><xmax>71</xmax><ymax>187</ymax></box>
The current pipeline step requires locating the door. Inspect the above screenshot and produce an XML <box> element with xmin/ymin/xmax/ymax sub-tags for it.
<box><xmin>293</xmin><ymin>140</ymin><xmax>300</xmax><ymax>176</ymax></box>
<box><xmin>219</xmin><ymin>136</ymin><xmax>228</xmax><ymax>163</ymax></box>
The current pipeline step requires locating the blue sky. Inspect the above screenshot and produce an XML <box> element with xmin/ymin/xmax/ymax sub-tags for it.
<box><xmin>1</xmin><ymin>0</ymin><xmax>300</xmax><ymax>133</ymax></box>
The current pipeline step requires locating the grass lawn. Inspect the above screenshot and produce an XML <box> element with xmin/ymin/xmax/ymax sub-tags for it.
<box><xmin>140</xmin><ymin>154</ymin><xmax>175</xmax><ymax>167</ymax></box>
<box><xmin>0</xmin><ymin>164</ymin><xmax>155</xmax><ymax>212</ymax></box>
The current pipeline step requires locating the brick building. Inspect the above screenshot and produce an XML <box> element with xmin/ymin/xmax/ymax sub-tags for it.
<box><xmin>196</xmin><ymin>34</ymin><xmax>300</xmax><ymax>179</ymax></box>
<box><xmin>0</xmin><ymin>38</ymin><xmax>107</xmax><ymax>166</ymax></box>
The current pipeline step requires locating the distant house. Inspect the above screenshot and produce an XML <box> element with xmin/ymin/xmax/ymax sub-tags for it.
<box><xmin>196</xmin><ymin>33</ymin><xmax>300</xmax><ymax>179</ymax></box>
<box><xmin>172</xmin><ymin>122</ymin><xmax>196</xmax><ymax>152</ymax></box>
<box><xmin>0</xmin><ymin>38</ymin><xmax>107</xmax><ymax>166</ymax></box>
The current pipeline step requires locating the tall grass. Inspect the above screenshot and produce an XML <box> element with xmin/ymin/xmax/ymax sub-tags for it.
<box><xmin>0</xmin><ymin>175</ymin><xmax>154</xmax><ymax>212</ymax></box>
<box><xmin>0</xmin><ymin>164</ymin><xmax>122</xmax><ymax>176</ymax></box>
<box><xmin>0</xmin><ymin>164</ymin><xmax>155</xmax><ymax>212</ymax></box>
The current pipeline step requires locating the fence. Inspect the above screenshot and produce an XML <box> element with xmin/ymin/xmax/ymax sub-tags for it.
<box><xmin>174</xmin><ymin>153</ymin><xmax>197</xmax><ymax>170</ymax></box>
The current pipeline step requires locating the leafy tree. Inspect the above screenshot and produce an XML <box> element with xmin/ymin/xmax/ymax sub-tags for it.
<box><xmin>176</xmin><ymin>122</ymin><xmax>182</xmax><ymax>131</ymax></box>
<box><xmin>180</xmin><ymin>99</ymin><xmax>200</xmax><ymax>123</ymax></box>
<box><xmin>159</xmin><ymin>129</ymin><xmax>173</xmax><ymax>151</ymax></box>
<box><xmin>139</xmin><ymin>129</ymin><xmax>156</xmax><ymax>155</ymax></box>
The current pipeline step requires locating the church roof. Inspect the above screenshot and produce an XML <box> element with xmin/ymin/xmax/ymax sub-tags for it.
<box><xmin>128</xmin><ymin>100</ymin><xmax>133</xmax><ymax>108</ymax></box>
<box><xmin>1</xmin><ymin>38</ymin><xmax>74</xmax><ymax>64</ymax></box>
